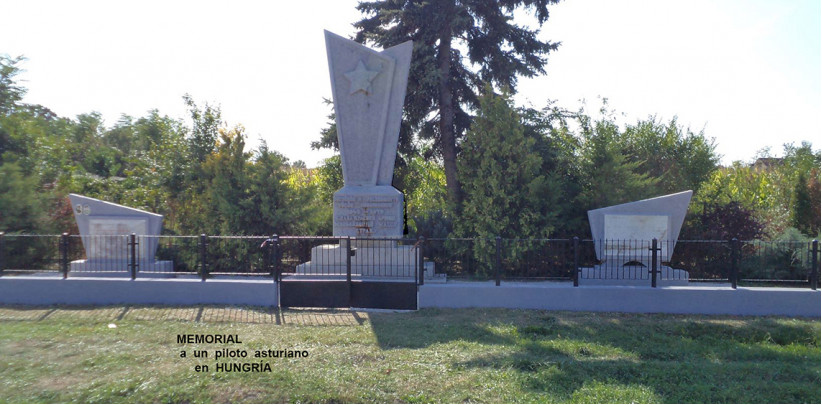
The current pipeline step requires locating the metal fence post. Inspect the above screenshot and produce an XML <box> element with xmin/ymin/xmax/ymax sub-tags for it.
<box><xmin>271</xmin><ymin>234</ymin><xmax>280</xmax><ymax>283</ymax></box>
<box><xmin>418</xmin><ymin>236</ymin><xmax>425</xmax><ymax>286</ymax></box>
<box><xmin>650</xmin><ymin>238</ymin><xmax>658</xmax><ymax>288</ymax></box>
<box><xmin>346</xmin><ymin>237</ymin><xmax>352</xmax><ymax>308</ymax></box>
<box><xmin>0</xmin><ymin>232</ymin><xmax>4</xmax><ymax>277</ymax></box>
<box><xmin>346</xmin><ymin>237</ymin><xmax>352</xmax><ymax>283</ymax></box>
<box><xmin>495</xmin><ymin>236</ymin><xmax>501</xmax><ymax>286</ymax></box>
<box><xmin>128</xmin><ymin>233</ymin><xmax>137</xmax><ymax>280</ymax></box>
<box><xmin>730</xmin><ymin>238</ymin><xmax>739</xmax><ymax>289</ymax></box>
<box><xmin>572</xmin><ymin>237</ymin><xmax>579</xmax><ymax>287</ymax></box>
<box><xmin>199</xmin><ymin>234</ymin><xmax>208</xmax><ymax>281</ymax></box>
<box><xmin>811</xmin><ymin>240</ymin><xmax>818</xmax><ymax>291</ymax></box>
<box><xmin>60</xmin><ymin>232</ymin><xmax>69</xmax><ymax>279</ymax></box>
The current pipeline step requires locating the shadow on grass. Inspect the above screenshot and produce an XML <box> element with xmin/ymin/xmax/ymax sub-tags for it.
<box><xmin>368</xmin><ymin>309</ymin><xmax>819</xmax><ymax>354</ymax></box>
<box><xmin>367</xmin><ymin>309</ymin><xmax>821</xmax><ymax>403</ymax></box>
<box><xmin>0</xmin><ymin>305</ymin><xmax>371</xmax><ymax>327</ymax></box>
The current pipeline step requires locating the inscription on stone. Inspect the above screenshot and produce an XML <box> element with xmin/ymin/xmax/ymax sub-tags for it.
<box><xmin>87</xmin><ymin>218</ymin><xmax>149</xmax><ymax>259</ymax></box>
<box><xmin>604</xmin><ymin>214</ymin><xmax>668</xmax><ymax>242</ymax></box>
<box><xmin>334</xmin><ymin>195</ymin><xmax>401</xmax><ymax>237</ymax></box>
<box><xmin>604</xmin><ymin>214</ymin><xmax>670</xmax><ymax>259</ymax></box>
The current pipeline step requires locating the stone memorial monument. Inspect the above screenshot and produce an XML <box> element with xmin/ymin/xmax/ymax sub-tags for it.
<box><xmin>296</xmin><ymin>31</ymin><xmax>435</xmax><ymax>279</ymax></box>
<box><xmin>325</xmin><ymin>30</ymin><xmax>411</xmax><ymax>239</ymax></box>
<box><xmin>68</xmin><ymin>193</ymin><xmax>172</xmax><ymax>276</ymax></box>
<box><xmin>581</xmin><ymin>190</ymin><xmax>693</xmax><ymax>285</ymax></box>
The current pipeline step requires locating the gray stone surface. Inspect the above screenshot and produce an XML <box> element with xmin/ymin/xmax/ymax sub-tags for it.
<box><xmin>0</xmin><ymin>277</ymin><xmax>277</xmax><ymax>307</ymax></box>
<box><xmin>588</xmin><ymin>190</ymin><xmax>693</xmax><ymax>267</ymax></box>
<box><xmin>578</xmin><ymin>266</ymin><xmax>689</xmax><ymax>286</ymax></box>
<box><xmin>69</xmin><ymin>257</ymin><xmax>174</xmax><ymax>276</ymax></box>
<box><xmin>295</xmin><ymin>243</ymin><xmax>419</xmax><ymax>278</ymax></box>
<box><xmin>68</xmin><ymin>194</ymin><xmax>171</xmax><ymax>274</ymax></box>
<box><xmin>325</xmin><ymin>30</ymin><xmax>412</xmax><ymax>240</ymax></box>
<box><xmin>325</xmin><ymin>30</ymin><xmax>412</xmax><ymax>187</ymax></box>
<box><xmin>298</xmin><ymin>31</ymin><xmax>430</xmax><ymax>281</ymax></box>
<box><xmin>1</xmin><ymin>277</ymin><xmax>817</xmax><ymax>317</ymax></box>
<box><xmin>419</xmin><ymin>283</ymin><xmax>821</xmax><ymax>317</ymax></box>
<box><xmin>333</xmin><ymin>185</ymin><xmax>403</xmax><ymax>238</ymax></box>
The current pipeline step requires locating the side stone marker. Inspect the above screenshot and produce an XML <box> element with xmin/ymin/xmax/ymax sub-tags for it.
<box><xmin>582</xmin><ymin>190</ymin><xmax>693</xmax><ymax>285</ymax></box>
<box><xmin>68</xmin><ymin>193</ymin><xmax>173</xmax><ymax>276</ymax></box>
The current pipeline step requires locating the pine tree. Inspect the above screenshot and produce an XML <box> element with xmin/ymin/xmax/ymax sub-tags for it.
<box><xmin>353</xmin><ymin>0</ymin><xmax>561</xmax><ymax>205</ymax></box>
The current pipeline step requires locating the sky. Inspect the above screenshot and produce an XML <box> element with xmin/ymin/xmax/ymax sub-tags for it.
<box><xmin>1</xmin><ymin>0</ymin><xmax>819</xmax><ymax>166</ymax></box>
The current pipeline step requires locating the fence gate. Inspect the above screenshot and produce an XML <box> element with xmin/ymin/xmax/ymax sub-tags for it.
<box><xmin>276</xmin><ymin>237</ymin><xmax>419</xmax><ymax>310</ymax></box>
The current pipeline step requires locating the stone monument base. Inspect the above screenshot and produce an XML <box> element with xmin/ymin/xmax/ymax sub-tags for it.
<box><xmin>295</xmin><ymin>243</ymin><xmax>415</xmax><ymax>277</ymax></box>
<box><xmin>578</xmin><ymin>265</ymin><xmax>689</xmax><ymax>286</ymax></box>
<box><xmin>70</xmin><ymin>259</ymin><xmax>174</xmax><ymax>278</ymax></box>
<box><xmin>422</xmin><ymin>261</ymin><xmax>447</xmax><ymax>283</ymax></box>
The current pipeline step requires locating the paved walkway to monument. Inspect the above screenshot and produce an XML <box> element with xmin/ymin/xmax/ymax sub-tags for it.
<box><xmin>0</xmin><ymin>305</ymin><xmax>369</xmax><ymax>326</ymax></box>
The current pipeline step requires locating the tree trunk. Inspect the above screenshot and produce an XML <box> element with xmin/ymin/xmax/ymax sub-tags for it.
<box><xmin>437</xmin><ymin>6</ymin><xmax>462</xmax><ymax>206</ymax></box>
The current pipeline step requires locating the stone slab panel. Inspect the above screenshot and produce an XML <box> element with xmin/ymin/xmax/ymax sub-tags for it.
<box><xmin>333</xmin><ymin>186</ymin><xmax>403</xmax><ymax>237</ymax></box>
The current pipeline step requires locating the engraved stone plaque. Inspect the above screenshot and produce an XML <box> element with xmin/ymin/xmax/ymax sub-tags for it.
<box><xmin>604</xmin><ymin>214</ymin><xmax>669</xmax><ymax>259</ymax></box>
<box><xmin>333</xmin><ymin>186</ymin><xmax>403</xmax><ymax>238</ymax></box>
<box><xmin>604</xmin><ymin>215</ymin><xmax>668</xmax><ymax>243</ymax></box>
<box><xmin>87</xmin><ymin>218</ymin><xmax>148</xmax><ymax>259</ymax></box>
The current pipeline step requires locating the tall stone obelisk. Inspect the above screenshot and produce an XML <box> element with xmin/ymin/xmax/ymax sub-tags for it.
<box><xmin>324</xmin><ymin>31</ymin><xmax>413</xmax><ymax>238</ymax></box>
<box><xmin>294</xmin><ymin>32</ymin><xmax>422</xmax><ymax>277</ymax></box>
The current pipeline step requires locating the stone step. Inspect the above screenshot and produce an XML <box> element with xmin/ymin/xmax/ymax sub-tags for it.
<box><xmin>578</xmin><ymin>265</ymin><xmax>689</xmax><ymax>286</ymax></box>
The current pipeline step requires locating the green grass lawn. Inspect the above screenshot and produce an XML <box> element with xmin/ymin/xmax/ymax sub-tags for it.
<box><xmin>0</xmin><ymin>306</ymin><xmax>818</xmax><ymax>403</ymax></box>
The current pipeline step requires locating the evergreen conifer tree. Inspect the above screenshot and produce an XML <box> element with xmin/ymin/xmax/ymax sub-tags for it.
<box><xmin>455</xmin><ymin>87</ymin><xmax>560</xmax><ymax>271</ymax></box>
<box><xmin>353</xmin><ymin>0</ymin><xmax>561</xmax><ymax>205</ymax></box>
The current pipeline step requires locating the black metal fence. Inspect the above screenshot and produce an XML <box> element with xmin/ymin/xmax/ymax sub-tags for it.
<box><xmin>0</xmin><ymin>232</ymin><xmax>818</xmax><ymax>289</ymax></box>
<box><xmin>420</xmin><ymin>237</ymin><xmax>819</xmax><ymax>289</ymax></box>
